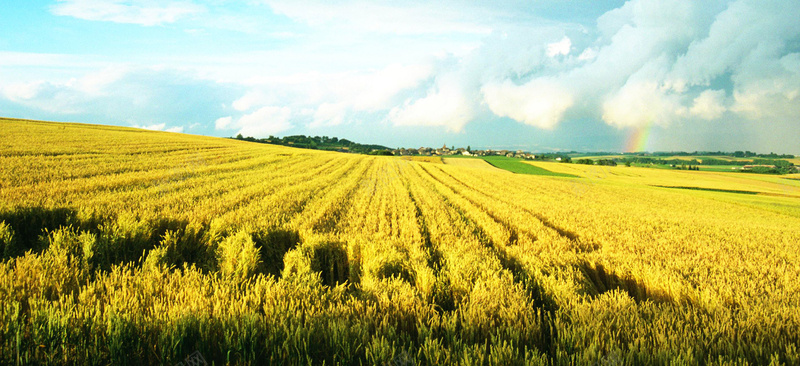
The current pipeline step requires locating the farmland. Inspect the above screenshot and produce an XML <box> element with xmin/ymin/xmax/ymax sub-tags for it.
<box><xmin>443</xmin><ymin>156</ymin><xmax>576</xmax><ymax>178</ymax></box>
<box><xmin>567</xmin><ymin>153</ymin><xmax>798</xmax><ymax>175</ymax></box>
<box><xmin>2</xmin><ymin>118</ymin><xmax>800</xmax><ymax>365</ymax></box>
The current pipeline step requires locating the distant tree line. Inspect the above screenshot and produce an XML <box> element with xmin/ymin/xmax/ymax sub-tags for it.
<box><xmin>747</xmin><ymin>159</ymin><xmax>796</xmax><ymax>174</ymax></box>
<box><xmin>672</xmin><ymin>164</ymin><xmax>700</xmax><ymax>171</ymax></box>
<box><xmin>532</xmin><ymin>154</ymin><xmax>572</xmax><ymax>162</ymax></box>
<box><xmin>576</xmin><ymin>158</ymin><xmax>617</xmax><ymax>166</ymax></box>
<box><xmin>614</xmin><ymin>156</ymin><xmax>794</xmax><ymax>168</ymax></box>
<box><xmin>233</xmin><ymin>134</ymin><xmax>393</xmax><ymax>155</ymax></box>
<box><xmin>572</xmin><ymin>156</ymin><xmax>796</xmax><ymax>174</ymax></box>
<box><xmin>627</xmin><ymin>151</ymin><xmax>794</xmax><ymax>159</ymax></box>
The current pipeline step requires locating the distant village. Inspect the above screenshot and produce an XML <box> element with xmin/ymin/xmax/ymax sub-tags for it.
<box><xmin>238</xmin><ymin>134</ymin><xmax>798</xmax><ymax>174</ymax></box>
<box><xmin>391</xmin><ymin>144</ymin><xmax>541</xmax><ymax>160</ymax></box>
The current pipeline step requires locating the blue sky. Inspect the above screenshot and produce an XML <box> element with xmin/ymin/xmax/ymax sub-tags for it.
<box><xmin>1</xmin><ymin>0</ymin><xmax>799</xmax><ymax>153</ymax></box>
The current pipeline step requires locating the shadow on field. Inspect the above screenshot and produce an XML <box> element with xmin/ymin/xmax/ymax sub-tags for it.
<box><xmin>373</xmin><ymin>257</ymin><xmax>415</xmax><ymax>285</ymax></box>
<box><xmin>577</xmin><ymin>261</ymin><xmax>673</xmax><ymax>304</ymax></box>
<box><xmin>0</xmin><ymin>206</ymin><xmax>207</xmax><ymax>268</ymax></box>
<box><xmin>253</xmin><ymin>229</ymin><xmax>301</xmax><ymax>277</ymax></box>
<box><xmin>0</xmin><ymin>206</ymin><xmax>306</xmax><ymax>277</ymax></box>
<box><xmin>0</xmin><ymin>207</ymin><xmax>90</xmax><ymax>258</ymax></box>
<box><xmin>283</xmin><ymin>240</ymin><xmax>350</xmax><ymax>286</ymax></box>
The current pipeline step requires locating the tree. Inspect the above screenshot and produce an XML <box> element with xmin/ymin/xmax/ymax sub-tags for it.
<box><xmin>467</xmin><ymin>145</ymin><xmax>471</xmax><ymax>152</ymax></box>
<box><xmin>236</xmin><ymin>133</ymin><xmax>244</xmax><ymax>140</ymax></box>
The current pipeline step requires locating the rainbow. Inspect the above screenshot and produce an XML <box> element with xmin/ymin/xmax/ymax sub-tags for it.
<box><xmin>625</xmin><ymin>123</ymin><xmax>652</xmax><ymax>152</ymax></box>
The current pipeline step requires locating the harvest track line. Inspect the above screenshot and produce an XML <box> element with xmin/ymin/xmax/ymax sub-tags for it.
<box><xmin>413</xmin><ymin>164</ymin><xmax>532</xmax><ymax>279</ymax></box>
<box><xmin>423</xmin><ymin>164</ymin><xmax>593</xmax><ymax>251</ymax></box>
<box><xmin>652</xmin><ymin>185</ymin><xmax>800</xmax><ymax>199</ymax></box>
<box><xmin>419</xmin><ymin>164</ymin><xmax>525</xmax><ymax>245</ymax></box>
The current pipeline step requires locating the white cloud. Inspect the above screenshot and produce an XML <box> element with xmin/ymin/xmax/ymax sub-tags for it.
<box><xmin>388</xmin><ymin>79</ymin><xmax>474</xmax><ymax>132</ymax></box>
<box><xmin>5</xmin><ymin>0</ymin><xmax>800</xmax><ymax>153</ymax></box>
<box><xmin>51</xmin><ymin>0</ymin><xmax>204</xmax><ymax>26</ymax></box>
<box><xmin>522</xmin><ymin>0</ymin><xmax>800</xmax><ymax>133</ymax></box>
<box><xmin>348</xmin><ymin>64</ymin><xmax>433</xmax><ymax>111</ymax></box>
<box><xmin>546</xmin><ymin>37</ymin><xmax>571</xmax><ymax>57</ymax></box>
<box><xmin>2</xmin><ymin>80</ymin><xmax>86</xmax><ymax>114</ymax></box>
<box><xmin>731</xmin><ymin>85</ymin><xmax>798</xmax><ymax>120</ymax></box>
<box><xmin>3</xmin><ymin>82</ymin><xmax>43</xmax><ymax>101</ymax></box>
<box><xmin>218</xmin><ymin>106</ymin><xmax>292</xmax><ymax>137</ymax></box>
<box><xmin>135</xmin><ymin>123</ymin><xmax>166</xmax><ymax>130</ymax></box>
<box><xmin>2</xmin><ymin>65</ymin><xmax>128</xmax><ymax>104</ymax></box>
<box><xmin>232</xmin><ymin>90</ymin><xmax>274</xmax><ymax>112</ymax></box>
<box><xmin>224</xmin><ymin>62</ymin><xmax>433</xmax><ymax>131</ymax></box>
<box><xmin>1</xmin><ymin>64</ymin><xmax>235</xmax><ymax>131</ymax></box>
<box><xmin>578</xmin><ymin>48</ymin><xmax>598</xmax><ymax>61</ymax></box>
<box><xmin>482</xmin><ymin>78</ymin><xmax>573</xmax><ymax>130</ymax></box>
<box><xmin>690</xmin><ymin>89</ymin><xmax>726</xmax><ymax>120</ymax></box>
<box><xmin>668</xmin><ymin>0</ymin><xmax>798</xmax><ymax>87</ymax></box>
<box><xmin>729</xmin><ymin>49</ymin><xmax>800</xmax><ymax>119</ymax></box>
<box><xmin>214</xmin><ymin>116</ymin><xmax>232</xmax><ymax>129</ymax></box>
<box><xmin>311</xmin><ymin>103</ymin><xmax>347</xmax><ymax>128</ymax></box>
<box><xmin>223</xmin><ymin>0</ymin><xmax>799</xmax><ymax>139</ymax></box>
<box><xmin>130</xmin><ymin>123</ymin><xmax>183</xmax><ymax>133</ymax></box>
<box><xmin>602</xmin><ymin>81</ymin><xmax>685</xmax><ymax>128</ymax></box>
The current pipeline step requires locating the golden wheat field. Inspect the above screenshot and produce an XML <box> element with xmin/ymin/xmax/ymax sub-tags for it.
<box><xmin>1</xmin><ymin>118</ymin><xmax>800</xmax><ymax>365</ymax></box>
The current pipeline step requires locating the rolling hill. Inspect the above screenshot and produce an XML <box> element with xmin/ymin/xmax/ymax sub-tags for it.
<box><xmin>1</xmin><ymin>118</ymin><xmax>800</xmax><ymax>365</ymax></box>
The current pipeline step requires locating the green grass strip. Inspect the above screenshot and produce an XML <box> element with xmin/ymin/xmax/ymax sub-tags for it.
<box><xmin>481</xmin><ymin>156</ymin><xmax>578</xmax><ymax>177</ymax></box>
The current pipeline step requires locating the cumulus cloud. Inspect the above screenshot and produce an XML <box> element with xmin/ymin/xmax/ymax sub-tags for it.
<box><xmin>238</xmin><ymin>106</ymin><xmax>292</xmax><ymax>136</ymax></box>
<box><xmin>729</xmin><ymin>49</ymin><xmax>800</xmax><ymax>119</ymax></box>
<box><xmin>130</xmin><ymin>123</ymin><xmax>184</xmax><ymax>133</ymax></box>
<box><xmin>530</xmin><ymin>0</ymin><xmax>800</xmax><ymax>132</ymax></box>
<box><xmin>1</xmin><ymin>64</ymin><xmax>235</xmax><ymax>133</ymax></box>
<box><xmin>3</xmin><ymin>80</ymin><xmax>91</xmax><ymax>114</ymax></box>
<box><xmin>249</xmin><ymin>0</ymin><xmax>798</xmax><ymax>140</ymax></box>
<box><xmin>482</xmin><ymin>79</ymin><xmax>573</xmax><ymax>130</ymax></box>
<box><xmin>214</xmin><ymin>116</ymin><xmax>233</xmax><ymax>129</ymax></box>
<box><xmin>602</xmin><ymin>81</ymin><xmax>685</xmax><ymax>128</ymax></box>
<box><xmin>388</xmin><ymin>90</ymin><xmax>474</xmax><ymax>132</ymax></box>
<box><xmin>578</xmin><ymin>48</ymin><xmax>598</xmax><ymax>61</ymax></box>
<box><xmin>347</xmin><ymin>64</ymin><xmax>433</xmax><ymax>111</ymax></box>
<box><xmin>388</xmin><ymin>73</ymin><xmax>475</xmax><ymax>132</ymax></box>
<box><xmin>546</xmin><ymin>37</ymin><xmax>571</xmax><ymax>57</ymax></box>
<box><xmin>6</xmin><ymin>0</ymin><xmax>800</xmax><ymax>153</ymax></box>
<box><xmin>690</xmin><ymin>89</ymin><xmax>727</xmax><ymax>120</ymax></box>
<box><xmin>216</xmin><ymin>106</ymin><xmax>292</xmax><ymax>137</ymax></box>
<box><xmin>366</xmin><ymin>1</ymin><xmax>729</xmax><ymax>132</ymax></box>
<box><xmin>222</xmin><ymin>62</ymin><xmax>433</xmax><ymax>132</ymax></box>
<box><xmin>232</xmin><ymin>90</ymin><xmax>275</xmax><ymax>112</ymax></box>
<box><xmin>311</xmin><ymin>103</ymin><xmax>347</xmax><ymax>128</ymax></box>
<box><xmin>51</xmin><ymin>0</ymin><xmax>204</xmax><ymax>26</ymax></box>
<box><xmin>132</xmin><ymin>122</ymin><xmax>165</xmax><ymax>130</ymax></box>
<box><xmin>668</xmin><ymin>0</ymin><xmax>798</xmax><ymax>86</ymax></box>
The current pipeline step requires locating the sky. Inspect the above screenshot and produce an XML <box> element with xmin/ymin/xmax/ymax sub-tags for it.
<box><xmin>1</xmin><ymin>0</ymin><xmax>799</xmax><ymax>153</ymax></box>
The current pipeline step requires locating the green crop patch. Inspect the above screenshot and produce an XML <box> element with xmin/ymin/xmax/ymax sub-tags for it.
<box><xmin>481</xmin><ymin>156</ymin><xmax>579</xmax><ymax>177</ymax></box>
